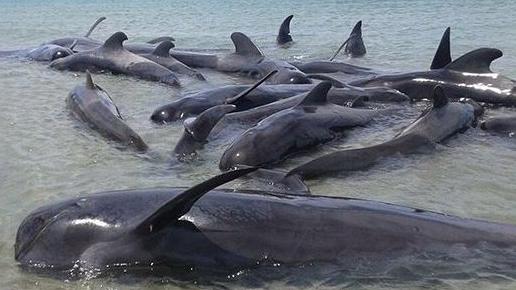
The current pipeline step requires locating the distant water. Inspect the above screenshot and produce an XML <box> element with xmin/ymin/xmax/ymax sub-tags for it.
<box><xmin>1</xmin><ymin>0</ymin><xmax>516</xmax><ymax>289</ymax></box>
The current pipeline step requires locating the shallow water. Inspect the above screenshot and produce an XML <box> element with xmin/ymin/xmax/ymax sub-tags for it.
<box><xmin>2</xmin><ymin>0</ymin><xmax>516</xmax><ymax>289</ymax></box>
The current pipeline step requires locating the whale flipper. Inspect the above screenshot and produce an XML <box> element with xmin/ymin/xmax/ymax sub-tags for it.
<box><xmin>430</xmin><ymin>27</ymin><xmax>451</xmax><ymax>69</ymax></box>
<box><xmin>297</xmin><ymin>81</ymin><xmax>332</xmax><ymax>106</ymax></box>
<box><xmin>147</xmin><ymin>36</ymin><xmax>175</xmax><ymax>44</ymax></box>
<box><xmin>432</xmin><ymin>86</ymin><xmax>449</xmax><ymax>108</ymax></box>
<box><xmin>102</xmin><ymin>32</ymin><xmax>128</xmax><ymax>51</ymax></box>
<box><xmin>85</xmin><ymin>70</ymin><xmax>95</xmax><ymax>89</ymax></box>
<box><xmin>135</xmin><ymin>167</ymin><xmax>257</xmax><ymax>234</ymax></box>
<box><xmin>277</xmin><ymin>15</ymin><xmax>294</xmax><ymax>45</ymax></box>
<box><xmin>445</xmin><ymin>48</ymin><xmax>502</xmax><ymax>73</ymax></box>
<box><xmin>231</xmin><ymin>32</ymin><xmax>264</xmax><ymax>56</ymax></box>
<box><xmin>152</xmin><ymin>41</ymin><xmax>175</xmax><ymax>57</ymax></box>
<box><xmin>225</xmin><ymin>70</ymin><xmax>278</xmax><ymax>104</ymax></box>
<box><xmin>85</xmin><ymin>16</ymin><xmax>106</xmax><ymax>38</ymax></box>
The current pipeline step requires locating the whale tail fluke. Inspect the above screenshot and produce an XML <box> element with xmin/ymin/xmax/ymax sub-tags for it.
<box><xmin>430</xmin><ymin>27</ymin><xmax>451</xmax><ymax>69</ymax></box>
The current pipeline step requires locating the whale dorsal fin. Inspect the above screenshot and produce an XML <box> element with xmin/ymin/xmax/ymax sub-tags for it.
<box><xmin>85</xmin><ymin>70</ymin><xmax>95</xmax><ymax>89</ymax></box>
<box><xmin>147</xmin><ymin>36</ymin><xmax>175</xmax><ymax>44</ymax></box>
<box><xmin>85</xmin><ymin>16</ymin><xmax>106</xmax><ymax>38</ymax></box>
<box><xmin>230</xmin><ymin>32</ymin><xmax>264</xmax><ymax>56</ymax></box>
<box><xmin>430</xmin><ymin>27</ymin><xmax>451</xmax><ymax>69</ymax></box>
<box><xmin>432</xmin><ymin>86</ymin><xmax>448</xmax><ymax>108</ymax></box>
<box><xmin>102</xmin><ymin>31</ymin><xmax>128</xmax><ymax>50</ymax></box>
<box><xmin>152</xmin><ymin>41</ymin><xmax>175</xmax><ymax>57</ymax></box>
<box><xmin>134</xmin><ymin>167</ymin><xmax>257</xmax><ymax>234</ymax></box>
<box><xmin>350</xmin><ymin>20</ymin><xmax>362</xmax><ymax>37</ymax></box>
<box><xmin>184</xmin><ymin>105</ymin><xmax>236</xmax><ymax>141</ymax></box>
<box><xmin>444</xmin><ymin>48</ymin><xmax>502</xmax><ymax>73</ymax></box>
<box><xmin>297</xmin><ymin>81</ymin><xmax>332</xmax><ymax>106</ymax></box>
<box><xmin>277</xmin><ymin>15</ymin><xmax>294</xmax><ymax>44</ymax></box>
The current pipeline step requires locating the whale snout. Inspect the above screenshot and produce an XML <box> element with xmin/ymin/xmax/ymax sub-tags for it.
<box><xmin>150</xmin><ymin>104</ymin><xmax>184</xmax><ymax>124</ymax></box>
<box><xmin>273</xmin><ymin>70</ymin><xmax>312</xmax><ymax>84</ymax></box>
<box><xmin>219</xmin><ymin>142</ymin><xmax>261</xmax><ymax>170</ymax></box>
<box><xmin>219</xmin><ymin>147</ymin><xmax>246</xmax><ymax>171</ymax></box>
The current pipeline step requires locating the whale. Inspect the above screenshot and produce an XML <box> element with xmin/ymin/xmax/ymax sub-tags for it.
<box><xmin>350</xmin><ymin>46</ymin><xmax>516</xmax><ymax>105</ymax></box>
<box><xmin>219</xmin><ymin>82</ymin><xmax>384</xmax><ymax>170</ymax></box>
<box><xmin>66</xmin><ymin>71</ymin><xmax>148</xmax><ymax>152</ymax></box>
<box><xmin>277</xmin><ymin>15</ymin><xmax>294</xmax><ymax>46</ymax></box>
<box><xmin>480</xmin><ymin>115</ymin><xmax>516</xmax><ymax>136</ymax></box>
<box><xmin>351</xmin><ymin>46</ymin><xmax>516</xmax><ymax>104</ymax></box>
<box><xmin>50</xmin><ymin>32</ymin><xmax>180</xmax><ymax>86</ymax></box>
<box><xmin>14</xmin><ymin>167</ymin><xmax>516</xmax><ymax>279</ymax></box>
<box><xmin>139</xmin><ymin>41</ymin><xmax>206</xmax><ymax>80</ymax></box>
<box><xmin>169</xmin><ymin>32</ymin><xmax>312</xmax><ymax>84</ymax></box>
<box><xmin>329</xmin><ymin>20</ymin><xmax>366</xmax><ymax>60</ymax></box>
<box><xmin>0</xmin><ymin>42</ymin><xmax>76</xmax><ymax>62</ymax></box>
<box><xmin>284</xmin><ymin>86</ymin><xmax>478</xmax><ymax>181</ymax></box>
<box><xmin>150</xmin><ymin>82</ymin><xmax>408</xmax><ymax>124</ymax></box>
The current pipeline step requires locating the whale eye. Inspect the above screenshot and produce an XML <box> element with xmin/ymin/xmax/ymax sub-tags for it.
<box><xmin>51</xmin><ymin>49</ymin><xmax>72</xmax><ymax>61</ymax></box>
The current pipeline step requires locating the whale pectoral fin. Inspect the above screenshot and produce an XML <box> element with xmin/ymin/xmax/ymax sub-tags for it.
<box><xmin>134</xmin><ymin>167</ymin><xmax>258</xmax><ymax>235</ymax></box>
<box><xmin>230</xmin><ymin>32</ymin><xmax>264</xmax><ymax>57</ymax></box>
<box><xmin>430</xmin><ymin>27</ymin><xmax>451</xmax><ymax>69</ymax></box>
<box><xmin>152</xmin><ymin>41</ymin><xmax>175</xmax><ymax>57</ymax></box>
<box><xmin>84</xmin><ymin>16</ymin><xmax>106</xmax><ymax>38</ymax></box>
<box><xmin>432</xmin><ymin>86</ymin><xmax>449</xmax><ymax>108</ymax></box>
<box><xmin>225</xmin><ymin>70</ymin><xmax>278</xmax><ymax>104</ymax></box>
<box><xmin>445</xmin><ymin>48</ymin><xmax>502</xmax><ymax>73</ymax></box>
<box><xmin>297</xmin><ymin>81</ymin><xmax>332</xmax><ymax>106</ymax></box>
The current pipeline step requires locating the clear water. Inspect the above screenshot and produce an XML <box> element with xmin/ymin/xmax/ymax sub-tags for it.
<box><xmin>1</xmin><ymin>0</ymin><xmax>516</xmax><ymax>289</ymax></box>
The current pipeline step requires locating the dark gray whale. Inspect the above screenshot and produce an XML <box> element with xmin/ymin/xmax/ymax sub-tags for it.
<box><xmin>169</xmin><ymin>32</ymin><xmax>311</xmax><ymax>84</ymax></box>
<box><xmin>351</xmin><ymin>48</ymin><xmax>516</xmax><ymax>105</ymax></box>
<box><xmin>67</xmin><ymin>71</ymin><xmax>148</xmax><ymax>152</ymax></box>
<box><xmin>219</xmin><ymin>82</ymin><xmax>383</xmax><ymax>169</ymax></box>
<box><xmin>286</xmin><ymin>86</ymin><xmax>477</xmax><ymax>180</ymax></box>
<box><xmin>150</xmin><ymin>82</ymin><xmax>408</xmax><ymax>124</ymax></box>
<box><xmin>277</xmin><ymin>15</ymin><xmax>294</xmax><ymax>46</ymax></box>
<box><xmin>15</xmin><ymin>168</ymin><xmax>516</xmax><ymax>278</ymax></box>
<box><xmin>50</xmin><ymin>32</ymin><xmax>180</xmax><ymax>86</ymax></box>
